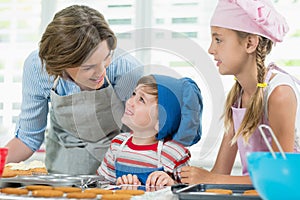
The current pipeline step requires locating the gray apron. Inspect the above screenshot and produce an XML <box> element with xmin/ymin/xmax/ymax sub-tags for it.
<box><xmin>46</xmin><ymin>76</ymin><xmax>124</xmax><ymax>175</ymax></box>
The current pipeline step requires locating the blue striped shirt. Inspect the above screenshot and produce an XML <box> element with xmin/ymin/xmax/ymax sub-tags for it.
<box><xmin>15</xmin><ymin>48</ymin><xmax>143</xmax><ymax>152</ymax></box>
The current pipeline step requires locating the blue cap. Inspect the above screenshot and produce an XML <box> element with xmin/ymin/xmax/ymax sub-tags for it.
<box><xmin>152</xmin><ymin>75</ymin><xmax>203</xmax><ymax>146</ymax></box>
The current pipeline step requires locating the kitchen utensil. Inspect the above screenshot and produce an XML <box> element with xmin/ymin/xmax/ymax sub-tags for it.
<box><xmin>247</xmin><ymin>124</ymin><xmax>300</xmax><ymax>200</ymax></box>
<box><xmin>172</xmin><ymin>183</ymin><xmax>262</xmax><ymax>200</ymax></box>
<box><xmin>0</xmin><ymin>147</ymin><xmax>8</xmax><ymax>177</ymax></box>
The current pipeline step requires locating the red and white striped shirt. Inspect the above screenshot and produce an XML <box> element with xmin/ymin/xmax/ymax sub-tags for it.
<box><xmin>97</xmin><ymin>132</ymin><xmax>190</xmax><ymax>183</ymax></box>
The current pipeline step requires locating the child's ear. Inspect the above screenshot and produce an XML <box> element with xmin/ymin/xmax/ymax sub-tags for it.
<box><xmin>155</xmin><ymin>121</ymin><xmax>159</xmax><ymax>132</ymax></box>
<box><xmin>245</xmin><ymin>34</ymin><xmax>259</xmax><ymax>53</ymax></box>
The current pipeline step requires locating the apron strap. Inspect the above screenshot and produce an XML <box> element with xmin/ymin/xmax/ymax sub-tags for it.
<box><xmin>156</xmin><ymin>140</ymin><xmax>164</xmax><ymax>168</ymax></box>
<box><xmin>52</xmin><ymin>77</ymin><xmax>60</xmax><ymax>90</ymax></box>
<box><xmin>117</xmin><ymin>135</ymin><xmax>164</xmax><ymax>168</ymax></box>
<box><xmin>116</xmin><ymin>135</ymin><xmax>131</xmax><ymax>159</ymax></box>
<box><xmin>265</xmin><ymin>66</ymin><xmax>273</xmax><ymax>84</ymax></box>
<box><xmin>105</xmin><ymin>75</ymin><xmax>111</xmax><ymax>85</ymax></box>
<box><xmin>267</xmin><ymin>62</ymin><xmax>300</xmax><ymax>85</ymax></box>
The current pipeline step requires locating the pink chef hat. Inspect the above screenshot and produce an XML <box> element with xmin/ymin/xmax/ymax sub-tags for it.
<box><xmin>210</xmin><ymin>0</ymin><xmax>289</xmax><ymax>43</ymax></box>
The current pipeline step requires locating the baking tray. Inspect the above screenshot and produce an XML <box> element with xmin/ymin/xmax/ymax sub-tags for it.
<box><xmin>0</xmin><ymin>174</ymin><xmax>110</xmax><ymax>188</ymax></box>
<box><xmin>0</xmin><ymin>184</ymin><xmax>163</xmax><ymax>200</ymax></box>
<box><xmin>172</xmin><ymin>184</ymin><xmax>262</xmax><ymax>200</ymax></box>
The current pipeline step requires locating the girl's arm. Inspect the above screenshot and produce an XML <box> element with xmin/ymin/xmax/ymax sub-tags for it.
<box><xmin>181</xmin><ymin>166</ymin><xmax>251</xmax><ymax>184</ymax></box>
<box><xmin>211</xmin><ymin>126</ymin><xmax>238</xmax><ymax>174</ymax></box>
<box><xmin>268</xmin><ymin>85</ymin><xmax>297</xmax><ymax>152</ymax></box>
<box><xmin>181</xmin><ymin>126</ymin><xmax>252</xmax><ymax>184</ymax></box>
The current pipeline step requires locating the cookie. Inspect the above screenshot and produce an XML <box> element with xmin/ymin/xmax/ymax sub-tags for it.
<box><xmin>2</xmin><ymin>167</ymin><xmax>17</xmax><ymax>178</ymax></box>
<box><xmin>31</xmin><ymin>189</ymin><xmax>64</xmax><ymax>197</ymax></box>
<box><xmin>2</xmin><ymin>166</ymin><xmax>33</xmax><ymax>177</ymax></box>
<box><xmin>84</xmin><ymin>188</ymin><xmax>113</xmax><ymax>194</ymax></box>
<box><xmin>4</xmin><ymin>160</ymin><xmax>47</xmax><ymax>176</ymax></box>
<box><xmin>0</xmin><ymin>187</ymin><xmax>29</xmax><ymax>195</ymax></box>
<box><xmin>54</xmin><ymin>186</ymin><xmax>82</xmax><ymax>193</ymax></box>
<box><xmin>25</xmin><ymin>185</ymin><xmax>53</xmax><ymax>190</ymax></box>
<box><xmin>30</xmin><ymin>167</ymin><xmax>48</xmax><ymax>174</ymax></box>
<box><xmin>243</xmin><ymin>189</ymin><xmax>259</xmax><ymax>196</ymax></box>
<box><xmin>66</xmin><ymin>192</ymin><xmax>97</xmax><ymax>199</ymax></box>
<box><xmin>12</xmin><ymin>170</ymin><xmax>32</xmax><ymax>176</ymax></box>
<box><xmin>115</xmin><ymin>189</ymin><xmax>145</xmax><ymax>196</ymax></box>
<box><xmin>205</xmin><ymin>188</ymin><xmax>233</xmax><ymax>195</ymax></box>
<box><xmin>101</xmin><ymin>194</ymin><xmax>132</xmax><ymax>200</ymax></box>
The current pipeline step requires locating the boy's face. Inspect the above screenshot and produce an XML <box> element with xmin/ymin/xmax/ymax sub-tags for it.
<box><xmin>122</xmin><ymin>84</ymin><xmax>158</xmax><ymax>134</ymax></box>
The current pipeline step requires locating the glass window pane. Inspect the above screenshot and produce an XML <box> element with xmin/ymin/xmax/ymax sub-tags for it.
<box><xmin>0</xmin><ymin>0</ymin><xmax>41</xmax><ymax>129</ymax></box>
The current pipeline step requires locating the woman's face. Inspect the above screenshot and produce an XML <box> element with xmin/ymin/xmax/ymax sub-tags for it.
<box><xmin>208</xmin><ymin>26</ymin><xmax>248</xmax><ymax>76</ymax></box>
<box><xmin>121</xmin><ymin>84</ymin><xmax>158</xmax><ymax>135</ymax></box>
<box><xmin>65</xmin><ymin>40</ymin><xmax>113</xmax><ymax>90</ymax></box>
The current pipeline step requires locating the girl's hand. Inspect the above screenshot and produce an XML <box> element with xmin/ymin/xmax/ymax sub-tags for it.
<box><xmin>180</xmin><ymin>166</ymin><xmax>214</xmax><ymax>184</ymax></box>
<box><xmin>116</xmin><ymin>174</ymin><xmax>141</xmax><ymax>185</ymax></box>
<box><xmin>146</xmin><ymin>171</ymin><xmax>175</xmax><ymax>187</ymax></box>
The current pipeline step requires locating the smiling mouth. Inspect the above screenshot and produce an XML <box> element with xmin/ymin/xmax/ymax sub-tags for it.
<box><xmin>124</xmin><ymin>109</ymin><xmax>133</xmax><ymax>116</ymax></box>
<box><xmin>91</xmin><ymin>76</ymin><xmax>104</xmax><ymax>83</ymax></box>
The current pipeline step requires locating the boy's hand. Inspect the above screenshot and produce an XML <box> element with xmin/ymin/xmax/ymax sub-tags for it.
<box><xmin>116</xmin><ymin>174</ymin><xmax>141</xmax><ymax>185</ymax></box>
<box><xmin>146</xmin><ymin>171</ymin><xmax>175</xmax><ymax>187</ymax></box>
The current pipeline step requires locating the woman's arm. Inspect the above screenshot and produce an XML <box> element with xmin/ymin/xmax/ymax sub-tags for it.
<box><xmin>268</xmin><ymin>85</ymin><xmax>297</xmax><ymax>152</ymax></box>
<box><xmin>5</xmin><ymin>50</ymin><xmax>51</xmax><ymax>162</ymax></box>
<box><xmin>5</xmin><ymin>138</ymin><xmax>34</xmax><ymax>163</ymax></box>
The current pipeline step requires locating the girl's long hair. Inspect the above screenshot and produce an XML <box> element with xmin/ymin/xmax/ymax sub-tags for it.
<box><xmin>223</xmin><ymin>31</ymin><xmax>273</xmax><ymax>144</ymax></box>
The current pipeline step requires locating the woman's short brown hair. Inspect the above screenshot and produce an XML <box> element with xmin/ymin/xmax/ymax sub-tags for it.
<box><xmin>39</xmin><ymin>5</ymin><xmax>117</xmax><ymax>79</ymax></box>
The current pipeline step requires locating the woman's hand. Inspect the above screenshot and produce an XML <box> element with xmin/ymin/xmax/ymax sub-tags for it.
<box><xmin>146</xmin><ymin>171</ymin><xmax>175</xmax><ymax>186</ymax></box>
<box><xmin>116</xmin><ymin>174</ymin><xmax>141</xmax><ymax>185</ymax></box>
<box><xmin>180</xmin><ymin>166</ymin><xmax>215</xmax><ymax>184</ymax></box>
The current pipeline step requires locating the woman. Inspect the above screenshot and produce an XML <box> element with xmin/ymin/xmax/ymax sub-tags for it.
<box><xmin>5</xmin><ymin>5</ymin><xmax>142</xmax><ymax>175</ymax></box>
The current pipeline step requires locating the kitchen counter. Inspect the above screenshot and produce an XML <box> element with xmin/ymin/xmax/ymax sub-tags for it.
<box><xmin>0</xmin><ymin>186</ymin><xmax>178</xmax><ymax>200</ymax></box>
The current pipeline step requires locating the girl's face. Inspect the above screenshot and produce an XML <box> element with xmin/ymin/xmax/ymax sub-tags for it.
<box><xmin>64</xmin><ymin>40</ymin><xmax>113</xmax><ymax>90</ymax></box>
<box><xmin>208</xmin><ymin>26</ymin><xmax>248</xmax><ymax>76</ymax></box>
<box><xmin>121</xmin><ymin>84</ymin><xmax>158</xmax><ymax>135</ymax></box>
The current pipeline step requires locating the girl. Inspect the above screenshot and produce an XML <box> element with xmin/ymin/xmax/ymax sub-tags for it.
<box><xmin>97</xmin><ymin>74</ymin><xmax>203</xmax><ymax>186</ymax></box>
<box><xmin>181</xmin><ymin>0</ymin><xmax>300</xmax><ymax>184</ymax></box>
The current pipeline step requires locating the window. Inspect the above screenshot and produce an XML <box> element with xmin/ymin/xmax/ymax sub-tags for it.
<box><xmin>172</xmin><ymin>32</ymin><xmax>198</xmax><ymax>38</ymax></box>
<box><xmin>0</xmin><ymin>0</ymin><xmax>40</xmax><ymax>130</ymax></box>
<box><xmin>172</xmin><ymin>17</ymin><xmax>198</xmax><ymax>24</ymax></box>
<box><xmin>108</xmin><ymin>19</ymin><xmax>132</xmax><ymax>25</ymax></box>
